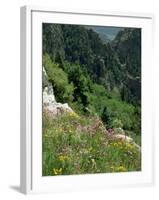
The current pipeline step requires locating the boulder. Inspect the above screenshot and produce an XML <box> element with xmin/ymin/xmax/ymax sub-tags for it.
<box><xmin>113</xmin><ymin>134</ymin><xmax>133</xmax><ymax>143</ymax></box>
<box><xmin>112</xmin><ymin>134</ymin><xmax>141</xmax><ymax>151</ymax></box>
<box><xmin>43</xmin><ymin>102</ymin><xmax>73</xmax><ymax>118</ymax></box>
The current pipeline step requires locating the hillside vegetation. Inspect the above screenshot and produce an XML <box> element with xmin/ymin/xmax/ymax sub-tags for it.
<box><xmin>43</xmin><ymin>112</ymin><xmax>140</xmax><ymax>175</ymax></box>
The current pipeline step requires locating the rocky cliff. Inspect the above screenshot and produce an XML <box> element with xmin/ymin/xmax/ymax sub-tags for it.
<box><xmin>43</xmin><ymin>67</ymin><xmax>74</xmax><ymax>118</ymax></box>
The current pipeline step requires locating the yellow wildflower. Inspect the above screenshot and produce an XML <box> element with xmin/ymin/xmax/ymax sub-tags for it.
<box><xmin>116</xmin><ymin>166</ymin><xmax>126</xmax><ymax>172</ymax></box>
<box><xmin>58</xmin><ymin>128</ymin><xmax>63</xmax><ymax>132</ymax></box>
<box><xmin>58</xmin><ymin>155</ymin><xmax>69</xmax><ymax>162</ymax></box>
<box><xmin>53</xmin><ymin>168</ymin><xmax>62</xmax><ymax>175</ymax></box>
<box><xmin>68</xmin><ymin>129</ymin><xmax>73</xmax><ymax>133</ymax></box>
<box><xmin>69</xmin><ymin>112</ymin><xmax>80</xmax><ymax>119</ymax></box>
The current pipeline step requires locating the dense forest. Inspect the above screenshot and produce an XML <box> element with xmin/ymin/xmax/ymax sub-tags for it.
<box><xmin>42</xmin><ymin>23</ymin><xmax>141</xmax><ymax>175</ymax></box>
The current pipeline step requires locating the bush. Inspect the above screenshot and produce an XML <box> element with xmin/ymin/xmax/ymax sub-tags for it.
<box><xmin>111</xmin><ymin>118</ymin><xmax>123</xmax><ymax>128</ymax></box>
<box><xmin>43</xmin><ymin>54</ymin><xmax>74</xmax><ymax>103</ymax></box>
<box><xmin>64</xmin><ymin>62</ymin><xmax>92</xmax><ymax>108</ymax></box>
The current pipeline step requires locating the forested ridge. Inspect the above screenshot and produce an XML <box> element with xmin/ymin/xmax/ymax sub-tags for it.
<box><xmin>43</xmin><ymin>24</ymin><xmax>141</xmax><ymax>103</ymax></box>
<box><xmin>42</xmin><ymin>23</ymin><xmax>141</xmax><ymax>175</ymax></box>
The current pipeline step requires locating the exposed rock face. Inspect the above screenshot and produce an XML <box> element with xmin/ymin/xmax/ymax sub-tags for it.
<box><xmin>43</xmin><ymin>83</ymin><xmax>56</xmax><ymax>106</ymax></box>
<box><xmin>43</xmin><ymin>67</ymin><xmax>74</xmax><ymax>118</ymax></box>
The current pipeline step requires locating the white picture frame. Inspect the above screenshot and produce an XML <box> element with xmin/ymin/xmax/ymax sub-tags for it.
<box><xmin>20</xmin><ymin>5</ymin><xmax>154</xmax><ymax>194</ymax></box>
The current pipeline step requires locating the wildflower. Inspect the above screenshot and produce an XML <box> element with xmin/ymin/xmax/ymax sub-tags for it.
<box><xmin>58</xmin><ymin>128</ymin><xmax>63</xmax><ymax>132</ymax></box>
<box><xmin>116</xmin><ymin>166</ymin><xmax>126</xmax><ymax>172</ymax></box>
<box><xmin>126</xmin><ymin>143</ymin><xmax>133</xmax><ymax>149</ymax></box>
<box><xmin>53</xmin><ymin>168</ymin><xmax>62</xmax><ymax>175</ymax></box>
<box><xmin>58</xmin><ymin>155</ymin><xmax>69</xmax><ymax>162</ymax></box>
<box><xmin>69</xmin><ymin>112</ymin><xmax>80</xmax><ymax>119</ymax></box>
<box><xmin>68</xmin><ymin>129</ymin><xmax>73</xmax><ymax>133</ymax></box>
<box><xmin>111</xmin><ymin>142</ymin><xmax>119</xmax><ymax>147</ymax></box>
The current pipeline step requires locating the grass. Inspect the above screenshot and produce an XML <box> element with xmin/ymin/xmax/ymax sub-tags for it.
<box><xmin>42</xmin><ymin>111</ymin><xmax>141</xmax><ymax>176</ymax></box>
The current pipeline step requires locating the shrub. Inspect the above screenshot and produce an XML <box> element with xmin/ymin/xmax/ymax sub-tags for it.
<box><xmin>111</xmin><ymin>118</ymin><xmax>123</xmax><ymax>128</ymax></box>
<box><xmin>43</xmin><ymin>54</ymin><xmax>74</xmax><ymax>103</ymax></box>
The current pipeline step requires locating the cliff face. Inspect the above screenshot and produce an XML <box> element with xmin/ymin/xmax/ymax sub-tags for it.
<box><xmin>43</xmin><ymin>67</ymin><xmax>74</xmax><ymax>118</ymax></box>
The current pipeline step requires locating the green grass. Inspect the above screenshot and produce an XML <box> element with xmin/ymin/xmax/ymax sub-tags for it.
<box><xmin>42</xmin><ymin>112</ymin><xmax>141</xmax><ymax>176</ymax></box>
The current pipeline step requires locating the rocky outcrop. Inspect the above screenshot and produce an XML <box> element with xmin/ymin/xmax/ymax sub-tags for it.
<box><xmin>43</xmin><ymin>101</ymin><xmax>74</xmax><ymax>118</ymax></box>
<box><xmin>43</xmin><ymin>67</ymin><xmax>74</xmax><ymax>118</ymax></box>
<box><xmin>43</xmin><ymin>83</ymin><xmax>56</xmax><ymax>106</ymax></box>
<box><xmin>107</xmin><ymin>128</ymin><xmax>141</xmax><ymax>150</ymax></box>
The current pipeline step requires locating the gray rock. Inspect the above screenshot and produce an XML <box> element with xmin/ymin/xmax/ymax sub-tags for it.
<box><xmin>43</xmin><ymin>66</ymin><xmax>74</xmax><ymax>117</ymax></box>
<box><xmin>43</xmin><ymin>83</ymin><xmax>56</xmax><ymax>106</ymax></box>
<box><xmin>113</xmin><ymin>134</ymin><xmax>133</xmax><ymax>143</ymax></box>
<box><xmin>112</xmin><ymin>134</ymin><xmax>141</xmax><ymax>151</ymax></box>
<box><xmin>43</xmin><ymin>102</ymin><xmax>73</xmax><ymax>118</ymax></box>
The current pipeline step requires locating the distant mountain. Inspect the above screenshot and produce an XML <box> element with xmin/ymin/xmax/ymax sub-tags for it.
<box><xmin>86</xmin><ymin>26</ymin><xmax>122</xmax><ymax>43</ymax></box>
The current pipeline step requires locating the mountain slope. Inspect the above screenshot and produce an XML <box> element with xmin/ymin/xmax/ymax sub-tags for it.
<box><xmin>43</xmin><ymin>24</ymin><xmax>141</xmax><ymax>105</ymax></box>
